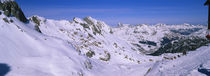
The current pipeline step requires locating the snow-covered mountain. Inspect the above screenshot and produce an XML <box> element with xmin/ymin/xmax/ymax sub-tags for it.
<box><xmin>0</xmin><ymin>0</ymin><xmax>210</xmax><ymax>76</ymax></box>
<box><xmin>112</xmin><ymin>23</ymin><xmax>210</xmax><ymax>55</ymax></box>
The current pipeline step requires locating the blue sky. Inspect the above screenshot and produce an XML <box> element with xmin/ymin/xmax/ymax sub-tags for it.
<box><xmin>16</xmin><ymin>0</ymin><xmax>208</xmax><ymax>26</ymax></box>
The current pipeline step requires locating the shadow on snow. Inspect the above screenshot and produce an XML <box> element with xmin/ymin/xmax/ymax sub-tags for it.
<box><xmin>198</xmin><ymin>65</ymin><xmax>210</xmax><ymax>76</ymax></box>
<box><xmin>0</xmin><ymin>63</ymin><xmax>11</xmax><ymax>76</ymax></box>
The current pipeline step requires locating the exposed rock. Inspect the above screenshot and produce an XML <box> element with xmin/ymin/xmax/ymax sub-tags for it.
<box><xmin>29</xmin><ymin>16</ymin><xmax>42</xmax><ymax>33</ymax></box>
<box><xmin>3</xmin><ymin>18</ymin><xmax>8</xmax><ymax>23</ymax></box>
<box><xmin>30</xmin><ymin>16</ymin><xmax>41</xmax><ymax>25</ymax></box>
<box><xmin>86</xmin><ymin>50</ymin><xmax>95</xmax><ymax>58</ymax></box>
<box><xmin>84</xmin><ymin>17</ymin><xmax>102</xmax><ymax>35</ymax></box>
<box><xmin>150</xmin><ymin>37</ymin><xmax>210</xmax><ymax>56</ymax></box>
<box><xmin>100</xmin><ymin>51</ymin><xmax>111</xmax><ymax>61</ymax></box>
<box><xmin>0</xmin><ymin>1</ymin><xmax>27</xmax><ymax>22</ymax></box>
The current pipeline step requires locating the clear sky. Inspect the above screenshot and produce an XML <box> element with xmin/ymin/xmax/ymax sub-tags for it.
<box><xmin>16</xmin><ymin>0</ymin><xmax>208</xmax><ymax>26</ymax></box>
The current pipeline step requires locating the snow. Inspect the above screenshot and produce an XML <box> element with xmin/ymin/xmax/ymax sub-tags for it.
<box><xmin>112</xmin><ymin>23</ymin><xmax>207</xmax><ymax>54</ymax></box>
<box><xmin>0</xmin><ymin>15</ymin><xmax>91</xmax><ymax>76</ymax></box>
<box><xmin>0</xmin><ymin>8</ymin><xmax>210</xmax><ymax>76</ymax></box>
<box><xmin>146</xmin><ymin>44</ymin><xmax>210</xmax><ymax>76</ymax></box>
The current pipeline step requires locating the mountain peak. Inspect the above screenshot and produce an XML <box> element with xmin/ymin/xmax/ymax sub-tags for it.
<box><xmin>0</xmin><ymin>0</ymin><xmax>27</xmax><ymax>22</ymax></box>
<box><xmin>83</xmin><ymin>16</ymin><xmax>98</xmax><ymax>25</ymax></box>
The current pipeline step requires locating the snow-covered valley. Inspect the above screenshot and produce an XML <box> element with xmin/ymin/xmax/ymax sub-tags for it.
<box><xmin>0</xmin><ymin>0</ymin><xmax>210</xmax><ymax>76</ymax></box>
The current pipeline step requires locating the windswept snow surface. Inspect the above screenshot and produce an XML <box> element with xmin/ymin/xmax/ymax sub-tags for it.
<box><xmin>0</xmin><ymin>13</ymin><xmax>210</xmax><ymax>76</ymax></box>
<box><xmin>0</xmin><ymin>16</ymin><xmax>92</xmax><ymax>76</ymax></box>
<box><xmin>146</xmin><ymin>45</ymin><xmax>210</xmax><ymax>76</ymax></box>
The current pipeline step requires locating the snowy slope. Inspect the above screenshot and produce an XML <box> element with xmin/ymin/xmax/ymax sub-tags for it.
<box><xmin>0</xmin><ymin>11</ymin><xmax>160</xmax><ymax>76</ymax></box>
<box><xmin>146</xmin><ymin>45</ymin><xmax>210</xmax><ymax>76</ymax></box>
<box><xmin>0</xmin><ymin>0</ymin><xmax>210</xmax><ymax>76</ymax></box>
<box><xmin>0</xmin><ymin>14</ymin><xmax>94</xmax><ymax>76</ymax></box>
<box><xmin>27</xmin><ymin>15</ymin><xmax>210</xmax><ymax>76</ymax></box>
<box><xmin>30</xmin><ymin>16</ymin><xmax>159</xmax><ymax>64</ymax></box>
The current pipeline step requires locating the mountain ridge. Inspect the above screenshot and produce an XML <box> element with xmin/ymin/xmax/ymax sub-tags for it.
<box><xmin>0</xmin><ymin>0</ymin><xmax>27</xmax><ymax>22</ymax></box>
<box><xmin>0</xmin><ymin>1</ymin><xmax>210</xmax><ymax>76</ymax></box>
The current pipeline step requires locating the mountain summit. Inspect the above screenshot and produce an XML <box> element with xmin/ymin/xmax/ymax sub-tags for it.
<box><xmin>0</xmin><ymin>0</ymin><xmax>27</xmax><ymax>22</ymax></box>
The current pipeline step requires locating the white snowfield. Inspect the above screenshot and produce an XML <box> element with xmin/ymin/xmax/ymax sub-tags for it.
<box><xmin>0</xmin><ymin>8</ymin><xmax>210</xmax><ymax>76</ymax></box>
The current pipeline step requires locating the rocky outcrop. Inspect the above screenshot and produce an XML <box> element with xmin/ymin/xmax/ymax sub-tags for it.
<box><xmin>150</xmin><ymin>37</ymin><xmax>210</xmax><ymax>56</ymax></box>
<box><xmin>73</xmin><ymin>16</ymin><xmax>112</xmax><ymax>35</ymax></box>
<box><xmin>0</xmin><ymin>0</ymin><xmax>27</xmax><ymax>22</ymax></box>
<box><xmin>29</xmin><ymin>16</ymin><xmax>42</xmax><ymax>33</ymax></box>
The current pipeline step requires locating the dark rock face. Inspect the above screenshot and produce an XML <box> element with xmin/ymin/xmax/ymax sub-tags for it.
<box><xmin>0</xmin><ymin>1</ymin><xmax>27</xmax><ymax>22</ymax></box>
<box><xmin>29</xmin><ymin>16</ymin><xmax>42</xmax><ymax>33</ymax></box>
<box><xmin>139</xmin><ymin>41</ymin><xmax>157</xmax><ymax>46</ymax></box>
<box><xmin>30</xmin><ymin>16</ymin><xmax>41</xmax><ymax>25</ymax></box>
<box><xmin>161</xmin><ymin>37</ymin><xmax>178</xmax><ymax>46</ymax></box>
<box><xmin>84</xmin><ymin>17</ymin><xmax>102</xmax><ymax>35</ymax></box>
